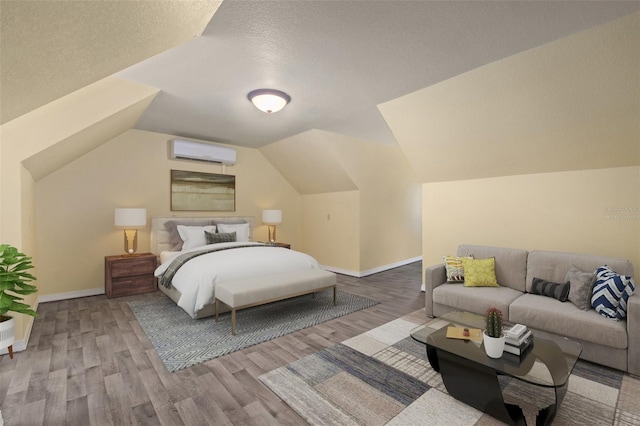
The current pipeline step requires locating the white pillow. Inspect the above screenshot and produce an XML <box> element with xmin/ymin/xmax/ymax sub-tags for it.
<box><xmin>216</xmin><ymin>223</ymin><xmax>250</xmax><ymax>242</ymax></box>
<box><xmin>177</xmin><ymin>225</ymin><xmax>217</xmax><ymax>250</ymax></box>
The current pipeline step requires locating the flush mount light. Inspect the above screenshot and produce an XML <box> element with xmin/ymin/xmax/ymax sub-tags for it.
<box><xmin>247</xmin><ymin>89</ymin><xmax>291</xmax><ymax>113</ymax></box>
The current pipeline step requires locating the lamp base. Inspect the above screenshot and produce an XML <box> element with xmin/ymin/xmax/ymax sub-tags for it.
<box><xmin>268</xmin><ymin>225</ymin><xmax>277</xmax><ymax>243</ymax></box>
<box><xmin>123</xmin><ymin>229</ymin><xmax>138</xmax><ymax>255</ymax></box>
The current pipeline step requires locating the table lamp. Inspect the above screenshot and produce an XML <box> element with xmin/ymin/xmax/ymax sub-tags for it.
<box><xmin>115</xmin><ymin>208</ymin><xmax>147</xmax><ymax>254</ymax></box>
<box><xmin>262</xmin><ymin>209</ymin><xmax>282</xmax><ymax>243</ymax></box>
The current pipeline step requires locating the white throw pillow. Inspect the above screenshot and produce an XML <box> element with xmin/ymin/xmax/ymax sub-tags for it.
<box><xmin>177</xmin><ymin>225</ymin><xmax>217</xmax><ymax>250</ymax></box>
<box><xmin>216</xmin><ymin>223</ymin><xmax>250</xmax><ymax>242</ymax></box>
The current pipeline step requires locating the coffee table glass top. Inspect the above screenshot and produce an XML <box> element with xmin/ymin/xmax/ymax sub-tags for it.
<box><xmin>410</xmin><ymin>311</ymin><xmax>582</xmax><ymax>388</ymax></box>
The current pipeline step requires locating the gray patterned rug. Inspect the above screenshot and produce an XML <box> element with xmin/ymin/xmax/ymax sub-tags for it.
<box><xmin>259</xmin><ymin>314</ymin><xmax>640</xmax><ymax>425</ymax></box>
<box><xmin>128</xmin><ymin>289</ymin><xmax>378</xmax><ymax>372</ymax></box>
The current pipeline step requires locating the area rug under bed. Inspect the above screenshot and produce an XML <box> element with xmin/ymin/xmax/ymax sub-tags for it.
<box><xmin>259</xmin><ymin>315</ymin><xmax>640</xmax><ymax>425</ymax></box>
<box><xmin>128</xmin><ymin>289</ymin><xmax>378</xmax><ymax>372</ymax></box>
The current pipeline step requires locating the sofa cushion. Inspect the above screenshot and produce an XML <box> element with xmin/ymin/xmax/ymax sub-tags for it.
<box><xmin>433</xmin><ymin>284</ymin><xmax>522</xmax><ymax>318</ymax></box>
<box><xmin>565</xmin><ymin>265</ymin><xmax>596</xmax><ymax>311</ymax></box>
<box><xmin>591</xmin><ymin>265</ymin><xmax>636</xmax><ymax>321</ymax></box>
<box><xmin>509</xmin><ymin>293</ymin><xmax>628</xmax><ymax>349</ymax></box>
<box><xmin>531</xmin><ymin>277</ymin><xmax>570</xmax><ymax>302</ymax></box>
<box><xmin>462</xmin><ymin>257</ymin><xmax>499</xmax><ymax>287</ymax></box>
<box><xmin>443</xmin><ymin>255</ymin><xmax>465</xmax><ymax>283</ymax></box>
<box><xmin>457</xmin><ymin>245</ymin><xmax>528</xmax><ymax>292</ymax></box>
<box><xmin>526</xmin><ymin>250</ymin><xmax>634</xmax><ymax>293</ymax></box>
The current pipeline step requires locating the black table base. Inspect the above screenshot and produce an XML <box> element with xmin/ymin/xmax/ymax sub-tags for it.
<box><xmin>427</xmin><ymin>345</ymin><xmax>565</xmax><ymax>426</ymax></box>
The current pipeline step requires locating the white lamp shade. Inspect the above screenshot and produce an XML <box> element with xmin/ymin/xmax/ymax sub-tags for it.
<box><xmin>115</xmin><ymin>208</ymin><xmax>147</xmax><ymax>229</ymax></box>
<box><xmin>262</xmin><ymin>209</ymin><xmax>282</xmax><ymax>225</ymax></box>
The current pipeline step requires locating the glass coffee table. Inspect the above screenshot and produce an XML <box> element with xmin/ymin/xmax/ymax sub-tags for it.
<box><xmin>410</xmin><ymin>311</ymin><xmax>582</xmax><ymax>426</ymax></box>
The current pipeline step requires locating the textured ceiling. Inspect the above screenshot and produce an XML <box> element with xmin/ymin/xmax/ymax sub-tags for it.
<box><xmin>117</xmin><ymin>1</ymin><xmax>640</xmax><ymax>148</ymax></box>
<box><xmin>3</xmin><ymin>1</ymin><xmax>639</xmax><ymax>148</ymax></box>
<box><xmin>0</xmin><ymin>0</ymin><xmax>221</xmax><ymax>124</ymax></box>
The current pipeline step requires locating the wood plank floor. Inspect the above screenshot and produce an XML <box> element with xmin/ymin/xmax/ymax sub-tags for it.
<box><xmin>0</xmin><ymin>262</ymin><xmax>425</xmax><ymax>425</ymax></box>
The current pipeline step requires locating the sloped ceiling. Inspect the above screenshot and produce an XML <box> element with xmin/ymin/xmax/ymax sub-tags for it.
<box><xmin>4</xmin><ymin>76</ymin><xmax>159</xmax><ymax>181</ymax></box>
<box><xmin>2</xmin><ymin>0</ymin><xmax>639</xmax><ymax>159</ymax></box>
<box><xmin>379</xmin><ymin>12</ymin><xmax>640</xmax><ymax>183</ymax></box>
<box><xmin>117</xmin><ymin>1</ymin><xmax>640</xmax><ymax>148</ymax></box>
<box><xmin>0</xmin><ymin>0</ymin><xmax>640</xmax><ymax>184</ymax></box>
<box><xmin>260</xmin><ymin>130</ymin><xmax>358</xmax><ymax>195</ymax></box>
<box><xmin>0</xmin><ymin>0</ymin><xmax>220</xmax><ymax>124</ymax></box>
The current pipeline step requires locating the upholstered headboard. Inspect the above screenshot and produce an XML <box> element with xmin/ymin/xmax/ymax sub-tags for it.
<box><xmin>151</xmin><ymin>216</ymin><xmax>255</xmax><ymax>255</ymax></box>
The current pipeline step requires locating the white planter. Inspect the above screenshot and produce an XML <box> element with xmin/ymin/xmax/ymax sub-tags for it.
<box><xmin>0</xmin><ymin>316</ymin><xmax>15</xmax><ymax>352</ymax></box>
<box><xmin>483</xmin><ymin>330</ymin><xmax>505</xmax><ymax>358</ymax></box>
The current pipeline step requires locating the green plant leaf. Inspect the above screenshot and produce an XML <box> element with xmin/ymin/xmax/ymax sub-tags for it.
<box><xmin>0</xmin><ymin>244</ymin><xmax>38</xmax><ymax>317</ymax></box>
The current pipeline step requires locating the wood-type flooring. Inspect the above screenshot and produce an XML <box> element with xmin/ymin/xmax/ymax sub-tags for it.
<box><xmin>0</xmin><ymin>261</ymin><xmax>425</xmax><ymax>425</ymax></box>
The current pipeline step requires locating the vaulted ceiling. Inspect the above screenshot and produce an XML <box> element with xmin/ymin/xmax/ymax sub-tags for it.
<box><xmin>2</xmin><ymin>1</ymin><xmax>639</xmax><ymax>149</ymax></box>
<box><xmin>0</xmin><ymin>0</ymin><xmax>221</xmax><ymax>124</ymax></box>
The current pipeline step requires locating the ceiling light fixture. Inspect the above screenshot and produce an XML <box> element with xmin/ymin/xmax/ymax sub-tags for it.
<box><xmin>247</xmin><ymin>89</ymin><xmax>291</xmax><ymax>113</ymax></box>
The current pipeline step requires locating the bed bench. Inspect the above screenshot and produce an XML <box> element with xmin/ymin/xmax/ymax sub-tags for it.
<box><xmin>214</xmin><ymin>269</ymin><xmax>337</xmax><ymax>335</ymax></box>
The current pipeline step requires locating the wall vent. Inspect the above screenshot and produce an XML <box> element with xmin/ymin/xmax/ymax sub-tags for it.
<box><xmin>170</xmin><ymin>139</ymin><xmax>236</xmax><ymax>165</ymax></box>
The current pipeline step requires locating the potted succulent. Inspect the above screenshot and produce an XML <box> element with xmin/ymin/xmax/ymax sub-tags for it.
<box><xmin>483</xmin><ymin>307</ymin><xmax>505</xmax><ymax>358</ymax></box>
<box><xmin>0</xmin><ymin>244</ymin><xmax>38</xmax><ymax>358</ymax></box>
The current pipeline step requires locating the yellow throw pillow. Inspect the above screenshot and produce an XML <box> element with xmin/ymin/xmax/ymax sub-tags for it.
<box><xmin>462</xmin><ymin>257</ymin><xmax>499</xmax><ymax>287</ymax></box>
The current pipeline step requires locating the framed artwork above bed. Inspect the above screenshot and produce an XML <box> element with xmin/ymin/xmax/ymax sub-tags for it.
<box><xmin>170</xmin><ymin>169</ymin><xmax>236</xmax><ymax>211</ymax></box>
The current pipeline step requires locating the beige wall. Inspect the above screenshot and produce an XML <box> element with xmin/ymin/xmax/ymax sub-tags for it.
<box><xmin>301</xmin><ymin>191</ymin><xmax>361</xmax><ymax>271</ymax></box>
<box><xmin>34</xmin><ymin>129</ymin><xmax>301</xmax><ymax>297</ymax></box>
<box><xmin>262</xmin><ymin>130</ymin><xmax>422</xmax><ymax>275</ymax></box>
<box><xmin>0</xmin><ymin>77</ymin><xmax>157</xmax><ymax>344</ymax></box>
<box><xmin>378</xmin><ymin>13</ymin><xmax>640</xmax><ymax>279</ymax></box>
<box><xmin>14</xmin><ymin>166</ymin><xmax>38</xmax><ymax>345</ymax></box>
<box><xmin>323</xmin><ymin>132</ymin><xmax>422</xmax><ymax>272</ymax></box>
<box><xmin>423</xmin><ymin>166</ymin><xmax>640</xmax><ymax>270</ymax></box>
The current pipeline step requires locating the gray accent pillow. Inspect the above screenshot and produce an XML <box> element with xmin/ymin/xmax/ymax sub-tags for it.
<box><xmin>531</xmin><ymin>277</ymin><xmax>570</xmax><ymax>302</ymax></box>
<box><xmin>205</xmin><ymin>231</ymin><xmax>236</xmax><ymax>244</ymax></box>
<box><xmin>566</xmin><ymin>265</ymin><xmax>597</xmax><ymax>310</ymax></box>
<box><xmin>165</xmin><ymin>220</ymin><xmax>212</xmax><ymax>251</ymax></box>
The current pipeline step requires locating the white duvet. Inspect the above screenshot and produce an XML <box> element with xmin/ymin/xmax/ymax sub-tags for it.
<box><xmin>154</xmin><ymin>242</ymin><xmax>321</xmax><ymax>318</ymax></box>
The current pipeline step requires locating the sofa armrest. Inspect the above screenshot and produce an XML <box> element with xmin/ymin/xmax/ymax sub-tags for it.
<box><xmin>627</xmin><ymin>292</ymin><xmax>640</xmax><ymax>376</ymax></box>
<box><xmin>424</xmin><ymin>263</ymin><xmax>446</xmax><ymax>317</ymax></box>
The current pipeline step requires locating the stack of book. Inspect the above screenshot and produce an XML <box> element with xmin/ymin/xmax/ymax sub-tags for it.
<box><xmin>504</xmin><ymin>323</ymin><xmax>533</xmax><ymax>356</ymax></box>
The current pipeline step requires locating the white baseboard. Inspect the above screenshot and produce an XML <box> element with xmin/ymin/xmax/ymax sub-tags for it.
<box><xmin>322</xmin><ymin>256</ymin><xmax>422</xmax><ymax>278</ymax></box>
<box><xmin>38</xmin><ymin>287</ymin><xmax>104</xmax><ymax>303</ymax></box>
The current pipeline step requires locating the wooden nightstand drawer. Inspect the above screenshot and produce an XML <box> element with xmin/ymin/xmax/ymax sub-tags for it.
<box><xmin>110</xmin><ymin>257</ymin><xmax>155</xmax><ymax>278</ymax></box>
<box><xmin>105</xmin><ymin>253</ymin><xmax>157</xmax><ymax>298</ymax></box>
<box><xmin>109</xmin><ymin>276</ymin><xmax>157</xmax><ymax>298</ymax></box>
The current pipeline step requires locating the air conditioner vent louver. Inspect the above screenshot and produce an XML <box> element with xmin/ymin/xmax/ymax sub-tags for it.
<box><xmin>170</xmin><ymin>139</ymin><xmax>236</xmax><ymax>165</ymax></box>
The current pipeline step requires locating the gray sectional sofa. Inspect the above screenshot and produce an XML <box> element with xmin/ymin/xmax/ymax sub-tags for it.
<box><xmin>424</xmin><ymin>244</ymin><xmax>638</xmax><ymax>375</ymax></box>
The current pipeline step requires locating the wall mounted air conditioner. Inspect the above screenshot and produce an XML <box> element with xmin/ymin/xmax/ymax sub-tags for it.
<box><xmin>170</xmin><ymin>139</ymin><xmax>237</xmax><ymax>165</ymax></box>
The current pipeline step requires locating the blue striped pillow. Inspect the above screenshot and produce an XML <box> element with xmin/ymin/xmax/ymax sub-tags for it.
<box><xmin>591</xmin><ymin>265</ymin><xmax>636</xmax><ymax>320</ymax></box>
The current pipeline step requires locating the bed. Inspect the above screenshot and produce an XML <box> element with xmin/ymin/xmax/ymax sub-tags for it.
<box><xmin>151</xmin><ymin>216</ymin><xmax>324</xmax><ymax>319</ymax></box>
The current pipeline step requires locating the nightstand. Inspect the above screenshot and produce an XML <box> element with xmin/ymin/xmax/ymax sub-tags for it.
<box><xmin>105</xmin><ymin>253</ymin><xmax>157</xmax><ymax>298</ymax></box>
<box><xmin>259</xmin><ymin>242</ymin><xmax>291</xmax><ymax>249</ymax></box>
